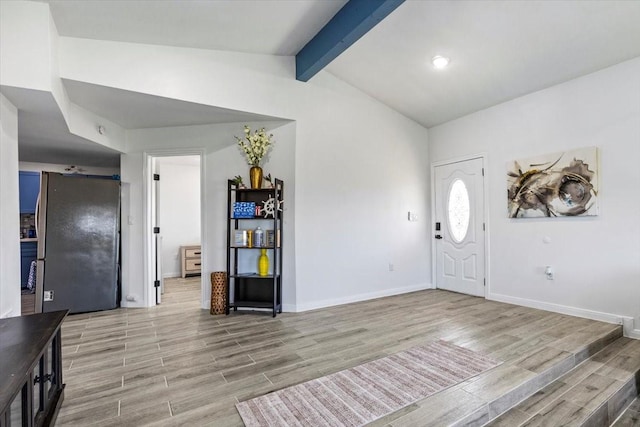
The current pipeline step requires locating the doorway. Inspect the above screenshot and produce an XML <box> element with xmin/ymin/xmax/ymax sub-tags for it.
<box><xmin>433</xmin><ymin>156</ymin><xmax>486</xmax><ymax>297</ymax></box>
<box><xmin>148</xmin><ymin>154</ymin><xmax>203</xmax><ymax>306</ymax></box>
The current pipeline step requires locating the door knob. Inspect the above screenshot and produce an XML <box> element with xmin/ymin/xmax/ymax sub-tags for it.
<box><xmin>435</xmin><ymin>235</ymin><xmax>443</xmax><ymax>239</ymax></box>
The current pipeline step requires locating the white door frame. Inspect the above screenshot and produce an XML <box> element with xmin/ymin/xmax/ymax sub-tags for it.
<box><xmin>143</xmin><ymin>148</ymin><xmax>208</xmax><ymax>309</ymax></box>
<box><xmin>430</xmin><ymin>153</ymin><xmax>490</xmax><ymax>297</ymax></box>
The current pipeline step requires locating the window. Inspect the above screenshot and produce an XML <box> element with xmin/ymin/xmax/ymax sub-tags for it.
<box><xmin>448</xmin><ymin>179</ymin><xmax>470</xmax><ymax>242</ymax></box>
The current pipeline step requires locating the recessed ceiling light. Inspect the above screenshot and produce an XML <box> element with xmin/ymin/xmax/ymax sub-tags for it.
<box><xmin>432</xmin><ymin>55</ymin><xmax>450</xmax><ymax>69</ymax></box>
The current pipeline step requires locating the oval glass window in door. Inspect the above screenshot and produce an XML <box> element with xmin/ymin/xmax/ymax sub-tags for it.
<box><xmin>448</xmin><ymin>179</ymin><xmax>470</xmax><ymax>242</ymax></box>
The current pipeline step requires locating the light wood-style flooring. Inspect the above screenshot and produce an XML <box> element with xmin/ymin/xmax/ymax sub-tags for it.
<box><xmin>612</xmin><ymin>397</ymin><xmax>640</xmax><ymax>426</ymax></box>
<box><xmin>57</xmin><ymin>278</ymin><xmax>627</xmax><ymax>426</ymax></box>
<box><xmin>21</xmin><ymin>292</ymin><xmax>35</xmax><ymax>315</ymax></box>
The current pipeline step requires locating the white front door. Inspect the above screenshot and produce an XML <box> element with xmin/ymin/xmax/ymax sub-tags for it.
<box><xmin>434</xmin><ymin>158</ymin><xmax>486</xmax><ymax>297</ymax></box>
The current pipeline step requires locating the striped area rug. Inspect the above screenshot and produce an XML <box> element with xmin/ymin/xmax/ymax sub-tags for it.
<box><xmin>236</xmin><ymin>339</ymin><xmax>500</xmax><ymax>426</ymax></box>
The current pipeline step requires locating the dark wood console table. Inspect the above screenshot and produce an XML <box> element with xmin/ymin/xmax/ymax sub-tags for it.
<box><xmin>1</xmin><ymin>310</ymin><xmax>67</xmax><ymax>427</ymax></box>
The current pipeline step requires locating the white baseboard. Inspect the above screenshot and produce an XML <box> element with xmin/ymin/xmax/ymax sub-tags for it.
<box><xmin>282</xmin><ymin>304</ymin><xmax>296</xmax><ymax>312</ymax></box>
<box><xmin>489</xmin><ymin>292</ymin><xmax>639</xmax><ymax>338</ymax></box>
<box><xmin>627</xmin><ymin>329</ymin><xmax>640</xmax><ymax>339</ymax></box>
<box><xmin>122</xmin><ymin>300</ymin><xmax>152</xmax><ymax>308</ymax></box>
<box><xmin>622</xmin><ymin>317</ymin><xmax>640</xmax><ymax>339</ymax></box>
<box><xmin>293</xmin><ymin>283</ymin><xmax>433</xmax><ymax>313</ymax></box>
<box><xmin>163</xmin><ymin>272</ymin><xmax>180</xmax><ymax>279</ymax></box>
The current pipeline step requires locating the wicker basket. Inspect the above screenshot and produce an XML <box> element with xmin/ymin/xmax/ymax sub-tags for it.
<box><xmin>210</xmin><ymin>271</ymin><xmax>227</xmax><ymax>315</ymax></box>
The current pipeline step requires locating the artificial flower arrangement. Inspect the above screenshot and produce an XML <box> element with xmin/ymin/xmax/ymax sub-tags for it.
<box><xmin>264</xmin><ymin>173</ymin><xmax>274</xmax><ymax>188</ymax></box>
<box><xmin>231</xmin><ymin>175</ymin><xmax>246</xmax><ymax>188</ymax></box>
<box><xmin>234</xmin><ymin>126</ymin><xmax>273</xmax><ymax>167</ymax></box>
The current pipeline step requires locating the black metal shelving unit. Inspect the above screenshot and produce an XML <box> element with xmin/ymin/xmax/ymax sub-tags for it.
<box><xmin>226</xmin><ymin>178</ymin><xmax>283</xmax><ymax>317</ymax></box>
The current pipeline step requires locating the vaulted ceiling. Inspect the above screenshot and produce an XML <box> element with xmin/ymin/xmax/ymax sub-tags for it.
<box><xmin>11</xmin><ymin>0</ymin><xmax>640</xmax><ymax>166</ymax></box>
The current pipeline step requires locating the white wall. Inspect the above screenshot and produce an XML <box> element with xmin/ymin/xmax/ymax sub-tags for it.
<box><xmin>0</xmin><ymin>94</ymin><xmax>21</xmax><ymax>318</ymax></box>
<box><xmin>119</xmin><ymin>152</ymin><xmax>144</xmax><ymax>305</ymax></box>
<box><xmin>59</xmin><ymin>38</ymin><xmax>432</xmax><ymax>312</ymax></box>
<box><xmin>429</xmin><ymin>58</ymin><xmax>640</xmax><ymax>334</ymax></box>
<box><xmin>288</xmin><ymin>80</ymin><xmax>431</xmax><ymax>311</ymax></box>
<box><xmin>0</xmin><ymin>1</ymin><xmax>52</xmax><ymax>92</ymax></box>
<box><xmin>156</xmin><ymin>157</ymin><xmax>201</xmax><ymax>278</ymax></box>
<box><xmin>120</xmin><ymin>88</ymin><xmax>430</xmax><ymax>314</ymax></box>
<box><xmin>3</xmin><ymin>8</ymin><xmax>432</xmax><ymax>312</ymax></box>
<box><xmin>0</xmin><ymin>2</ymin><xmax>127</xmax><ymax>155</ymax></box>
<box><xmin>123</xmin><ymin>121</ymin><xmax>298</xmax><ymax>309</ymax></box>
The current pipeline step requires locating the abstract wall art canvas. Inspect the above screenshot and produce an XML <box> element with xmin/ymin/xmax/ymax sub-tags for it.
<box><xmin>507</xmin><ymin>147</ymin><xmax>599</xmax><ymax>218</ymax></box>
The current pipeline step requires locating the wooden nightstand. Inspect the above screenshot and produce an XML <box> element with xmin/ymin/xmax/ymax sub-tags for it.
<box><xmin>181</xmin><ymin>245</ymin><xmax>202</xmax><ymax>278</ymax></box>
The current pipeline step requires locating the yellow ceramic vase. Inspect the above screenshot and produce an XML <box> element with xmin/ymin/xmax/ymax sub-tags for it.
<box><xmin>250</xmin><ymin>166</ymin><xmax>263</xmax><ymax>189</ymax></box>
<box><xmin>258</xmin><ymin>248</ymin><xmax>269</xmax><ymax>276</ymax></box>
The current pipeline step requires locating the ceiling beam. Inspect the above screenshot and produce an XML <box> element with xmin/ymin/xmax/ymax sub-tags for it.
<box><xmin>295</xmin><ymin>0</ymin><xmax>405</xmax><ymax>82</ymax></box>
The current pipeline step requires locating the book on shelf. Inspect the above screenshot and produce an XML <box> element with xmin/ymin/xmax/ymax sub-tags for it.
<box><xmin>233</xmin><ymin>202</ymin><xmax>255</xmax><ymax>218</ymax></box>
<box><xmin>234</xmin><ymin>230</ymin><xmax>247</xmax><ymax>246</ymax></box>
<box><xmin>266</xmin><ymin>229</ymin><xmax>281</xmax><ymax>248</ymax></box>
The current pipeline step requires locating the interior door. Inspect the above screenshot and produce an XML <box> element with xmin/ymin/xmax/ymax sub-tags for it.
<box><xmin>434</xmin><ymin>158</ymin><xmax>485</xmax><ymax>297</ymax></box>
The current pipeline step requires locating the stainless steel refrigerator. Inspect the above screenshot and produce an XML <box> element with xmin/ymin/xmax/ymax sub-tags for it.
<box><xmin>35</xmin><ymin>172</ymin><xmax>120</xmax><ymax>314</ymax></box>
